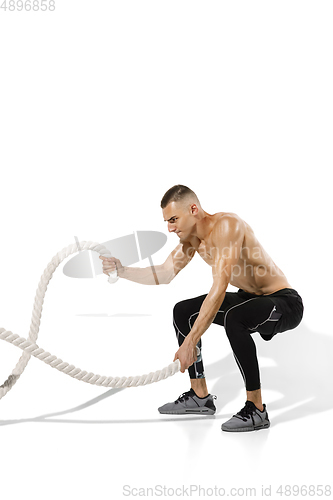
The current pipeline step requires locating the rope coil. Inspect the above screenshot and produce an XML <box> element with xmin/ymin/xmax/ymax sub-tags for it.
<box><xmin>0</xmin><ymin>241</ymin><xmax>180</xmax><ymax>401</ymax></box>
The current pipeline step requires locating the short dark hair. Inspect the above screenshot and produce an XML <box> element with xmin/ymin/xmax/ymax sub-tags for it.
<box><xmin>160</xmin><ymin>184</ymin><xmax>199</xmax><ymax>209</ymax></box>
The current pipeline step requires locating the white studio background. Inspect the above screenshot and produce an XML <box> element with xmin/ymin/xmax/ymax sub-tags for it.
<box><xmin>0</xmin><ymin>1</ymin><xmax>332</xmax><ymax>500</ymax></box>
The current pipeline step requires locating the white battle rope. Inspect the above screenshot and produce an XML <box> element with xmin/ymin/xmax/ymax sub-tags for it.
<box><xmin>0</xmin><ymin>241</ymin><xmax>180</xmax><ymax>401</ymax></box>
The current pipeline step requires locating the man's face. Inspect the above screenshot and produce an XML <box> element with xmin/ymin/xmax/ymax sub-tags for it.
<box><xmin>162</xmin><ymin>201</ymin><xmax>197</xmax><ymax>241</ymax></box>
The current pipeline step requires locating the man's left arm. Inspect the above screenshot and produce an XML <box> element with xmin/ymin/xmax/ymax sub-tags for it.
<box><xmin>173</xmin><ymin>216</ymin><xmax>244</xmax><ymax>373</ymax></box>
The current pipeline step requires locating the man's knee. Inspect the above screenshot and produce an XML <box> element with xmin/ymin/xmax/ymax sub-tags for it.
<box><xmin>173</xmin><ymin>300</ymin><xmax>186</xmax><ymax>322</ymax></box>
<box><xmin>173</xmin><ymin>300</ymin><xmax>190</xmax><ymax>340</ymax></box>
<box><xmin>173</xmin><ymin>299</ymin><xmax>199</xmax><ymax>341</ymax></box>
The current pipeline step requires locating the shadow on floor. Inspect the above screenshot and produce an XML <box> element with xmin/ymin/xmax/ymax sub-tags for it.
<box><xmin>209</xmin><ymin>323</ymin><xmax>333</xmax><ymax>426</ymax></box>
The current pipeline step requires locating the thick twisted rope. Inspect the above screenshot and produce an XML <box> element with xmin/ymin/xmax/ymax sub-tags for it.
<box><xmin>0</xmin><ymin>241</ymin><xmax>180</xmax><ymax>401</ymax></box>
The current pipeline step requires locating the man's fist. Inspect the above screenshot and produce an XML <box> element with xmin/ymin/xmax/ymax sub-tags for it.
<box><xmin>99</xmin><ymin>256</ymin><xmax>123</xmax><ymax>276</ymax></box>
<box><xmin>173</xmin><ymin>340</ymin><xmax>198</xmax><ymax>373</ymax></box>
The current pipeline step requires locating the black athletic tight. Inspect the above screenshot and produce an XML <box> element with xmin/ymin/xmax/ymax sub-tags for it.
<box><xmin>173</xmin><ymin>288</ymin><xmax>304</xmax><ymax>391</ymax></box>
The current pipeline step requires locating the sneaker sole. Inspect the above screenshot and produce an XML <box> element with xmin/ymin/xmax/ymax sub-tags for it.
<box><xmin>159</xmin><ymin>407</ymin><xmax>216</xmax><ymax>415</ymax></box>
<box><xmin>222</xmin><ymin>421</ymin><xmax>270</xmax><ymax>432</ymax></box>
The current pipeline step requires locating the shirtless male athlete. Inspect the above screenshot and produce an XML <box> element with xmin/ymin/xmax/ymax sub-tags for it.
<box><xmin>100</xmin><ymin>185</ymin><xmax>304</xmax><ymax>432</ymax></box>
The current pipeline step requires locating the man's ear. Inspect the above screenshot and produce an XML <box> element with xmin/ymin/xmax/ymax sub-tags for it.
<box><xmin>190</xmin><ymin>203</ymin><xmax>199</xmax><ymax>215</ymax></box>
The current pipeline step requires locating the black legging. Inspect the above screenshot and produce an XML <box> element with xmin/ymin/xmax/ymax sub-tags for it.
<box><xmin>173</xmin><ymin>288</ymin><xmax>304</xmax><ymax>391</ymax></box>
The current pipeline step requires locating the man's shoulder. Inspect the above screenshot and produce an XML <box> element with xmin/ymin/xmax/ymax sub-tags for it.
<box><xmin>212</xmin><ymin>212</ymin><xmax>245</xmax><ymax>234</ymax></box>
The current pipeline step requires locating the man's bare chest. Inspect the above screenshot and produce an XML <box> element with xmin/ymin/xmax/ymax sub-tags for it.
<box><xmin>196</xmin><ymin>240</ymin><xmax>218</xmax><ymax>267</ymax></box>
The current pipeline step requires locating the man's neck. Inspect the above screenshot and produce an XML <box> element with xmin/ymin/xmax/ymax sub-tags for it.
<box><xmin>190</xmin><ymin>211</ymin><xmax>214</xmax><ymax>242</ymax></box>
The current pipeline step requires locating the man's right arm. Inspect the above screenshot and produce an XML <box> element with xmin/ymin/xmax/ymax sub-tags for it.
<box><xmin>99</xmin><ymin>242</ymin><xmax>195</xmax><ymax>285</ymax></box>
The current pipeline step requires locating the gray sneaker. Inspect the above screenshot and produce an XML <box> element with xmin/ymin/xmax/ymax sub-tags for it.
<box><xmin>222</xmin><ymin>401</ymin><xmax>270</xmax><ymax>432</ymax></box>
<box><xmin>158</xmin><ymin>389</ymin><xmax>217</xmax><ymax>415</ymax></box>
